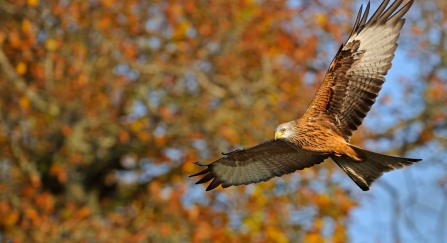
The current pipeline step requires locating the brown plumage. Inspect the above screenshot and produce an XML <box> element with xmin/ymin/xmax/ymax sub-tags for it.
<box><xmin>190</xmin><ymin>0</ymin><xmax>421</xmax><ymax>191</ymax></box>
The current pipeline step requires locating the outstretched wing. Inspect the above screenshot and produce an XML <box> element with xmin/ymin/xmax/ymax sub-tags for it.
<box><xmin>302</xmin><ymin>0</ymin><xmax>414</xmax><ymax>140</ymax></box>
<box><xmin>190</xmin><ymin>139</ymin><xmax>328</xmax><ymax>191</ymax></box>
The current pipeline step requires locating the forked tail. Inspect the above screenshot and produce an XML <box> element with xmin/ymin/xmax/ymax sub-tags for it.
<box><xmin>331</xmin><ymin>145</ymin><xmax>422</xmax><ymax>191</ymax></box>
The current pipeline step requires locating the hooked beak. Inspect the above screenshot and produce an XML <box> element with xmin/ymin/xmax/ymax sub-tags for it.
<box><xmin>275</xmin><ymin>131</ymin><xmax>282</xmax><ymax>140</ymax></box>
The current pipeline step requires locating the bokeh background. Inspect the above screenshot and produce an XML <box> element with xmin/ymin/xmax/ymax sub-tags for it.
<box><xmin>0</xmin><ymin>0</ymin><xmax>445</xmax><ymax>242</ymax></box>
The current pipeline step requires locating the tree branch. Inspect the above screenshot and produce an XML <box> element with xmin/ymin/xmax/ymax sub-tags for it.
<box><xmin>0</xmin><ymin>46</ymin><xmax>49</xmax><ymax>111</ymax></box>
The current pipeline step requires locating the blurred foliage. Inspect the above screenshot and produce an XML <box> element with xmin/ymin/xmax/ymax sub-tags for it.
<box><xmin>0</xmin><ymin>0</ymin><xmax>444</xmax><ymax>242</ymax></box>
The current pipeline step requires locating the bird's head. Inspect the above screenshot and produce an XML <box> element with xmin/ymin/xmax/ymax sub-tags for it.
<box><xmin>274</xmin><ymin>121</ymin><xmax>295</xmax><ymax>140</ymax></box>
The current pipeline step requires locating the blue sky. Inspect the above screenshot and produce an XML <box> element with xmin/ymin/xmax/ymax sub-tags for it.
<box><xmin>348</xmin><ymin>36</ymin><xmax>447</xmax><ymax>243</ymax></box>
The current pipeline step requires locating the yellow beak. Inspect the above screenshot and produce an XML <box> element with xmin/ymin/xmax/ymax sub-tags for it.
<box><xmin>275</xmin><ymin>131</ymin><xmax>282</xmax><ymax>140</ymax></box>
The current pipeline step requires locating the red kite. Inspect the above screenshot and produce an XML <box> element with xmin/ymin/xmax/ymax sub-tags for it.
<box><xmin>191</xmin><ymin>0</ymin><xmax>421</xmax><ymax>191</ymax></box>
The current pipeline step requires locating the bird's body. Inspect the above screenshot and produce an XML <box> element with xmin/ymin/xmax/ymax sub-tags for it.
<box><xmin>191</xmin><ymin>0</ymin><xmax>422</xmax><ymax>191</ymax></box>
<box><xmin>278</xmin><ymin>119</ymin><xmax>359</xmax><ymax>160</ymax></box>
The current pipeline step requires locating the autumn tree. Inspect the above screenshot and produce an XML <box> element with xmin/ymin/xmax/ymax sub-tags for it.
<box><xmin>0</xmin><ymin>0</ymin><xmax>443</xmax><ymax>242</ymax></box>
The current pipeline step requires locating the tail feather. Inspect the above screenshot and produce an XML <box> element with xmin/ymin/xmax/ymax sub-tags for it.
<box><xmin>331</xmin><ymin>145</ymin><xmax>422</xmax><ymax>191</ymax></box>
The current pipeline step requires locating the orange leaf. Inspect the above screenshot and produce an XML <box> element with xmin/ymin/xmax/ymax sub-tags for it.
<box><xmin>304</xmin><ymin>231</ymin><xmax>324</xmax><ymax>243</ymax></box>
<box><xmin>100</xmin><ymin>0</ymin><xmax>115</xmax><ymax>8</ymax></box>
<box><xmin>62</xmin><ymin>125</ymin><xmax>72</xmax><ymax>136</ymax></box>
<box><xmin>22</xmin><ymin>19</ymin><xmax>33</xmax><ymax>33</ymax></box>
<box><xmin>35</xmin><ymin>193</ymin><xmax>54</xmax><ymax>212</ymax></box>
<box><xmin>182</xmin><ymin>157</ymin><xmax>197</xmax><ymax>174</ymax></box>
<box><xmin>27</xmin><ymin>0</ymin><xmax>39</xmax><ymax>7</ymax></box>
<box><xmin>25</xmin><ymin>207</ymin><xmax>38</xmax><ymax>221</ymax></box>
<box><xmin>2</xmin><ymin>209</ymin><xmax>20</xmax><ymax>227</ymax></box>
<box><xmin>50</xmin><ymin>164</ymin><xmax>67</xmax><ymax>184</ymax></box>
<box><xmin>30</xmin><ymin>173</ymin><xmax>41</xmax><ymax>188</ymax></box>
<box><xmin>16</xmin><ymin>62</ymin><xmax>27</xmax><ymax>76</ymax></box>
<box><xmin>76</xmin><ymin>206</ymin><xmax>91</xmax><ymax>220</ymax></box>
<box><xmin>19</xmin><ymin>96</ymin><xmax>30</xmax><ymax>109</ymax></box>
<box><xmin>8</xmin><ymin>31</ymin><xmax>21</xmax><ymax>48</ymax></box>
<box><xmin>119</xmin><ymin>130</ymin><xmax>129</xmax><ymax>143</ymax></box>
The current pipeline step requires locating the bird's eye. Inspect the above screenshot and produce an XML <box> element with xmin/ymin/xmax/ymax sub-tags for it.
<box><xmin>280</xmin><ymin>128</ymin><xmax>286</xmax><ymax>133</ymax></box>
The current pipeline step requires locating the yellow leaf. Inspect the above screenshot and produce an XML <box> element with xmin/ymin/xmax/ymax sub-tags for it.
<box><xmin>22</xmin><ymin>19</ymin><xmax>32</xmax><ymax>33</ymax></box>
<box><xmin>130</xmin><ymin>120</ymin><xmax>143</xmax><ymax>131</ymax></box>
<box><xmin>19</xmin><ymin>96</ymin><xmax>30</xmax><ymax>110</ymax></box>
<box><xmin>45</xmin><ymin>39</ymin><xmax>58</xmax><ymax>51</ymax></box>
<box><xmin>266</xmin><ymin>226</ymin><xmax>289</xmax><ymax>243</ymax></box>
<box><xmin>332</xmin><ymin>223</ymin><xmax>347</xmax><ymax>243</ymax></box>
<box><xmin>243</xmin><ymin>214</ymin><xmax>262</xmax><ymax>232</ymax></box>
<box><xmin>316</xmin><ymin>194</ymin><xmax>331</xmax><ymax>208</ymax></box>
<box><xmin>253</xmin><ymin>186</ymin><xmax>267</xmax><ymax>205</ymax></box>
<box><xmin>315</xmin><ymin>13</ymin><xmax>326</xmax><ymax>26</ymax></box>
<box><xmin>314</xmin><ymin>217</ymin><xmax>324</xmax><ymax>231</ymax></box>
<box><xmin>174</xmin><ymin>22</ymin><xmax>190</xmax><ymax>38</ymax></box>
<box><xmin>304</xmin><ymin>232</ymin><xmax>324</xmax><ymax>243</ymax></box>
<box><xmin>16</xmin><ymin>62</ymin><xmax>27</xmax><ymax>76</ymax></box>
<box><xmin>27</xmin><ymin>0</ymin><xmax>39</xmax><ymax>7</ymax></box>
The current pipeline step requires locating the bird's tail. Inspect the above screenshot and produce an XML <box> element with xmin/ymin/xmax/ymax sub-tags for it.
<box><xmin>331</xmin><ymin>145</ymin><xmax>421</xmax><ymax>191</ymax></box>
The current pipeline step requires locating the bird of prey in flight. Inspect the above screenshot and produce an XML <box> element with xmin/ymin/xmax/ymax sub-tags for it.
<box><xmin>190</xmin><ymin>0</ymin><xmax>421</xmax><ymax>191</ymax></box>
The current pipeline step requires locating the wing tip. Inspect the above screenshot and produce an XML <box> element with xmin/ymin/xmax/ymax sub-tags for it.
<box><xmin>189</xmin><ymin>168</ymin><xmax>210</xmax><ymax>178</ymax></box>
<box><xmin>205</xmin><ymin>177</ymin><xmax>222</xmax><ymax>191</ymax></box>
<box><xmin>189</xmin><ymin>162</ymin><xmax>211</xmax><ymax>177</ymax></box>
<box><xmin>193</xmin><ymin>161</ymin><xmax>208</xmax><ymax>167</ymax></box>
<box><xmin>353</xmin><ymin>0</ymin><xmax>413</xmax><ymax>34</ymax></box>
<box><xmin>360</xmin><ymin>184</ymin><xmax>370</xmax><ymax>191</ymax></box>
<box><xmin>190</xmin><ymin>162</ymin><xmax>223</xmax><ymax>191</ymax></box>
<box><xmin>195</xmin><ymin>173</ymin><xmax>215</xmax><ymax>184</ymax></box>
